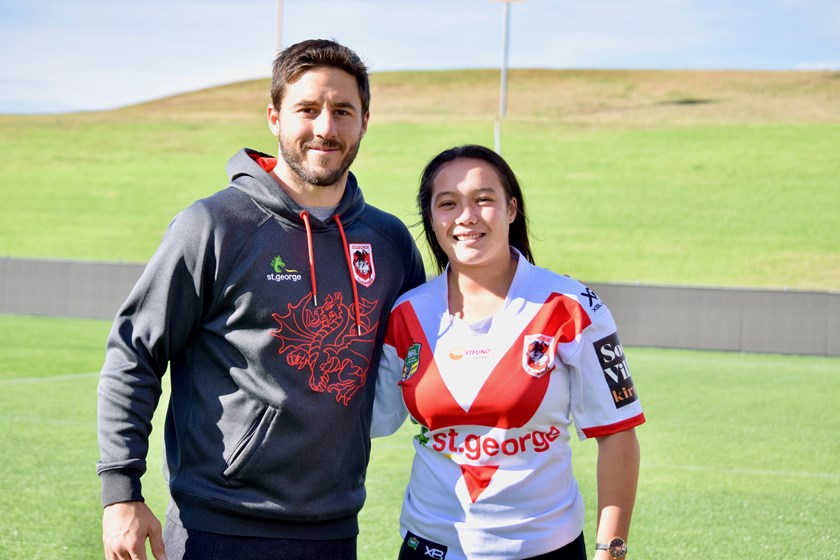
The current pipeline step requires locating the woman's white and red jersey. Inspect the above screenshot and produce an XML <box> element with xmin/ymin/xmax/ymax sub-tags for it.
<box><xmin>372</xmin><ymin>250</ymin><xmax>645</xmax><ymax>560</ymax></box>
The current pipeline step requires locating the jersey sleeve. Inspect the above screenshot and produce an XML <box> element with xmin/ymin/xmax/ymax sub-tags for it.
<box><xmin>371</xmin><ymin>305</ymin><xmax>411</xmax><ymax>438</ymax></box>
<box><xmin>563</xmin><ymin>306</ymin><xmax>645</xmax><ymax>440</ymax></box>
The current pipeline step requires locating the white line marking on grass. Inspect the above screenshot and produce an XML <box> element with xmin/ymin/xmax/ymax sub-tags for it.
<box><xmin>0</xmin><ymin>371</ymin><xmax>99</xmax><ymax>384</ymax></box>
<box><xmin>0</xmin><ymin>415</ymin><xmax>96</xmax><ymax>428</ymax></box>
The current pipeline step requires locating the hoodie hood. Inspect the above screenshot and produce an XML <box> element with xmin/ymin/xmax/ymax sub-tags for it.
<box><xmin>226</xmin><ymin>148</ymin><xmax>370</xmax><ymax>327</ymax></box>
<box><xmin>226</xmin><ymin>147</ymin><xmax>366</xmax><ymax>229</ymax></box>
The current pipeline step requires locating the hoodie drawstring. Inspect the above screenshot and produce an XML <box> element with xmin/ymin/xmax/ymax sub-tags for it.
<box><xmin>335</xmin><ymin>215</ymin><xmax>363</xmax><ymax>336</ymax></box>
<box><xmin>300</xmin><ymin>211</ymin><xmax>319</xmax><ymax>307</ymax></box>
<box><xmin>298</xmin><ymin>211</ymin><xmax>363</xmax><ymax>336</ymax></box>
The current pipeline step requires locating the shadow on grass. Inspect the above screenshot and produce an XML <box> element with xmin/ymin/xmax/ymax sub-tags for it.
<box><xmin>658</xmin><ymin>97</ymin><xmax>717</xmax><ymax>106</ymax></box>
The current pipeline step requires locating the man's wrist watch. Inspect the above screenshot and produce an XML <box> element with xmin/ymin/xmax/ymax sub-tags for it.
<box><xmin>595</xmin><ymin>537</ymin><xmax>627</xmax><ymax>558</ymax></box>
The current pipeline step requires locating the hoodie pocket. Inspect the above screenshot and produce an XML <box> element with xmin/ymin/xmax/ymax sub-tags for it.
<box><xmin>222</xmin><ymin>406</ymin><xmax>278</xmax><ymax>481</ymax></box>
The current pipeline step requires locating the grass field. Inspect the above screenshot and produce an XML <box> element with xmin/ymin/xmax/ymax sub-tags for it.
<box><xmin>0</xmin><ymin>315</ymin><xmax>838</xmax><ymax>559</ymax></box>
<box><xmin>1</xmin><ymin>69</ymin><xmax>838</xmax><ymax>559</ymax></box>
<box><xmin>1</xmin><ymin>69</ymin><xmax>838</xmax><ymax>290</ymax></box>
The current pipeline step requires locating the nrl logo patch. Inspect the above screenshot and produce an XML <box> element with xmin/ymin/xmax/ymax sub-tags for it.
<box><xmin>522</xmin><ymin>334</ymin><xmax>555</xmax><ymax>377</ymax></box>
<box><xmin>402</xmin><ymin>343</ymin><xmax>422</xmax><ymax>381</ymax></box>
<box><xmin>349</xmin><ymin>243</ymin><xmax>375</xmax><ymax>287</ymax></box>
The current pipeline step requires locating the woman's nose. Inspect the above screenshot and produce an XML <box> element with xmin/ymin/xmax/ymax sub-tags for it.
<box><xmin>455</xmin><ymin>203</ymin><xmax>478</xmax><ymax>224</ymax></box>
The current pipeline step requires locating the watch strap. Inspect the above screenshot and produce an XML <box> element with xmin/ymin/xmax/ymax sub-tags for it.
<box><xmin>595</xmin><ymin>538</ymin><xmax>627</xmax><ymax>558</ymax></box>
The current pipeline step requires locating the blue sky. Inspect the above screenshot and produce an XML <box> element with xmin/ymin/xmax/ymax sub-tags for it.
<box><xmin>1</xmin><ymin>0</ymin><xmax>838</xmax><ymax>114</ymax></box>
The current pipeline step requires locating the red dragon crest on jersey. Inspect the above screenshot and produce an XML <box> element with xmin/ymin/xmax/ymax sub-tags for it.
<box><xmin>522</xmin><ymin>334</ymin><xmax>555</xmax><ymax>378</ymax></box>
<box><xmin>271</xmin><ymin>292</ymin><xmax>379</xmax><ymax>405</ymax></box>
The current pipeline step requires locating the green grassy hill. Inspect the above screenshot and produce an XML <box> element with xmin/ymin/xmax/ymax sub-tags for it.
<box><xmin>1</xmin><ymin>69</ymin><xmax>838</xmax><ymax>289</ymax></box>
<box><xmin>1</xmin><ymin>71</ymin><xmax>839</xmax><ymax>560</ymax></box>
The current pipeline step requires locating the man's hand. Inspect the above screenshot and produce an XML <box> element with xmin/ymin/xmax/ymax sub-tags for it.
<box><xmin>102</xmin><ymin>501</ymin><xmax>167</xmax><ymax>560</ymax></box>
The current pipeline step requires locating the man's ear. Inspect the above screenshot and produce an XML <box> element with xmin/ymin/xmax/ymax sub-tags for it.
<box><xmin>267</xmin><ymin>104</ymin><xmax>281</xmax><ymax>137</ymax></box>
<box><xmin>360</xmin><ymin>111</ymin><xmax>370</xmax><ymax>140</ymax></box>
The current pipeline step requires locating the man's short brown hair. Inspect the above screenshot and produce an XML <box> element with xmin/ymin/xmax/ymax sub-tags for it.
<box><xmin>271</xmin><ymin>39</ymin><xmax>370</xmax><ymax>114</ymax></box>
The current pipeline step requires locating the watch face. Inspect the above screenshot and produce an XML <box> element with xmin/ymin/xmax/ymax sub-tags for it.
<box><xmin>608</xmin><ymin>538</ymin><xmax>627</xmax><ymax>558</ymax></box>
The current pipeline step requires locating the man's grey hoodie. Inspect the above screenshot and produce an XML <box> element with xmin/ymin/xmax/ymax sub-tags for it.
<box><xmin>96</xmin><ymin>148</ymin><xmax>426</xmax><ymax>539</ymax></box>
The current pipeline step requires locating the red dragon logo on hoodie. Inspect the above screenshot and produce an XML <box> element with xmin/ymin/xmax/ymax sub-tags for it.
<box><xmin>271</xmin><ymin>292</ymin><xmax>378</xmax><ymax>405</ymax></box>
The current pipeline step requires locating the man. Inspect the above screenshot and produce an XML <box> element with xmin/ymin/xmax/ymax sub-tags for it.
<box><xmin>97</xmin><ymin>39</ymin><xmax>426</xmax><ymax>560</ymax></box>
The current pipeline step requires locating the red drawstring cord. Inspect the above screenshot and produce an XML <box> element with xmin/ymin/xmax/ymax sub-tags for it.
<box><xmin>299</xmin><ymin>211</ymin><xmax>318</xmax><ymax>307</ymax></box>
<box><xmin>334</xmin><ymin>215</ymin><xmax>363</xmax><ymax>336</ymax></box>
<box><xmin>299</xmin><ymin>211</ymin><xmax>362</xmax><ymax>336</ymax></box>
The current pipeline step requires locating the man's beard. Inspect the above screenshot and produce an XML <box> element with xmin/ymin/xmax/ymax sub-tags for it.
<box><xmin>279</xmin><ymin>134</ymin><xmax>362</xmax><ymax>187</ymax></box>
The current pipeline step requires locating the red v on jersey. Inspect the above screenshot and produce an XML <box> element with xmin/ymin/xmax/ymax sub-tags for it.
<box><xmin>392</xmin><ymin>292</ymin><xmax>592</xmax><ymax>431</ymax></box>
<box><xmin>460</xmin><ymin>464</ymin><xmax>500</xmax><ymax>503</ymax></box>
<box><xmin>390</xmin><ymin>292</ymin><xmax>593</xmax><ymax>501</ymax></box>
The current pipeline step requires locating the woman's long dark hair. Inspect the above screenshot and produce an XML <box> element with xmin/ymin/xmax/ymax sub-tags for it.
<box><xmin>417</xmin><ymin>144</ymin><xmax>534</xmax><ymax>274</ymax></box>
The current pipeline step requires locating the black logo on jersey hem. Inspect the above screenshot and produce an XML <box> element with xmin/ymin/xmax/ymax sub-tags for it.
<box><xmin>400</xmin><ymin>530</ymin><xmax>448</xmax><ymax>559</ymax></box>
<box><xmin>594</xmin><ymin>333</ymin><xmax>638</xmax><ymax>408</ymax></box>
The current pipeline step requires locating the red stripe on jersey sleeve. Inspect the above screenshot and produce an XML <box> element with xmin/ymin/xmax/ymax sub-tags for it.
<box><xmin>549</xmin><ymin>291</ymin><xmax>592</xmax><ymax>343</ymax></box>
<box><xmin>580</xmin><ymin>413</ymin><xmax>646</xmax><ymax>439</ymax></box>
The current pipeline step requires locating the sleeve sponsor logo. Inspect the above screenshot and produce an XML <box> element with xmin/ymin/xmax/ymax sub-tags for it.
<box><xmin>522</xmin><ymin>334</ymin><xmax>556</xmax><ymax>377</ymax></box>
<box><xmin>593</xmin><ymin>333</ymin><xmax>638</xmax><ymax>408</ymax></box>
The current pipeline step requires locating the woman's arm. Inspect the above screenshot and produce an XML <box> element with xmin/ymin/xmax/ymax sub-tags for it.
<box><xmin>594</xmin><ymin>428</ymin><xmax>640</xmax><ymax>558</ymax></box>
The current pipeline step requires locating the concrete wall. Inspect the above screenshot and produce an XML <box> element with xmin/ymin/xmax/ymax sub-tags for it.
<box><xmin>2</xmin><ymin>257</ymin><xmax>837</xmax><ymax>356</ymax></box>
<box><xmin>588</xmin><ymin>282</ymin><xmax>839</xmax><ymax>357</ymax></box>
<box><xmin>0</xmin><ymin>257</ymin><xmax>145</xmax><ymax>321</ymax></box>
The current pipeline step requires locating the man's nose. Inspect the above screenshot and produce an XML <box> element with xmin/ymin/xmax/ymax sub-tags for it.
<box><xmin>313</xmin><ymin>111</ymin><xmax>336</xmax><ymax>137</ymax></box>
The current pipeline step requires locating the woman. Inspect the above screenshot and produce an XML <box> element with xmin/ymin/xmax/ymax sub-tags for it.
<box><xmin>372</xmin><ymin>145</ymin><xmax>644</xmax><ymax>560</ymax></box>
